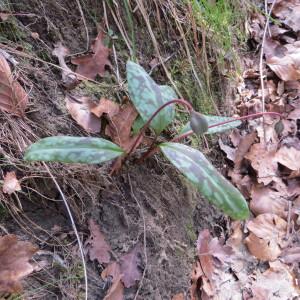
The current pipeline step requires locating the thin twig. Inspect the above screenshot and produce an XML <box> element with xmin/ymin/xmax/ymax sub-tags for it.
<box><xmin>128</xmin><ymin>175</ymin><xmax>147</xmax><ymax>300</ymax></box>
<box><xmin>42</xmin><ymin>163</ymin><xmax>88</xmax><ymax>300</ymax></box>
<box><xmin>103</xmin><ymin>1</ymin><xmax>121</xmax><ymax>84</ymax></box>
<box><xmin>286</xmin><ymin>200</ymin><xmax>292</xmax><ymax>239</ymax></box>
<box><xmin>107</xmin><ymin>1</ymin><xmax>133</xmax><ymax>54</ymax></box>
<box><xmin>259</xmin><ymin>0</ymin><xmax>277</xmax><ymax>145</ymax></box>
<box><xmin>75</xmin><ymin>0</ymin><xmax>90</xmax><ymax>52</ymax></box>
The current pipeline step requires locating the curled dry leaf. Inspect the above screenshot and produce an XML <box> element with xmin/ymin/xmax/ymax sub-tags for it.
<box><xmin>0</xmin><ymin>234</ymin><xmax>37</xmax><ymax>293</ymax></box>
<box><xmin>197</xmin><ymin>229</ymin><xmax>233</xmax><ymax>268</ymax></box>
<box><xmin>2</xmin><ymin>171</ymin><xmax>21</xmax><ymax>195</ymax></box>
<box><xmin>255</xmin><ymin>114</ymin><xmax>279</xmax><ymax>144</ymax></box>
<box><xmin>228</xmin><ymin>171</ymin><xmax>253</xmax><ymax>198</ymax></box>
<box><xmin>101</xmin><ymin>262</ymin><xmax>124</xmax><ymax>300</ymax></box>
<box><xmin>194</xmin><ymin>230</ymin><xmax>234</xmax><ymax>299</ymax></box>
<box><xmin>65</xmin><ymin>94</ymin><xmax>101</xmax><ymax>133</ymax></box>
<box><xmin>245</xmin><ymin>143</ymin><xmax>278</xmax><ymax>185</ymax></box>
<box><xmin>227</xmin><ymin>221</ymin><xmax>243</xmax><ymax>249</ymax></box>
<box><xmin>0</xmin><ymin>53</ymin><xmax>28</xmax><ymax>116</ymax></box>
<box><xmin>190</xmin><ymin>261</ymin><xmax>203</xmax><ymax>300</ymax></box>
<box><xmin>280</xmin><ymin>246</ymin><xmax>300</xmax><ymax>264</ymax></box>
<box><xmin>196</xmin><ymin>230</ymin><xmax>214</xmax><ymax>282</ymax></box>
<box><xmin>85</xmin><ymin>219</ymin><xmax>111</xmax><ymax>264</ymax></box>
<box><xmin>275</xmin><ymin>145</ymin><xmax>300</xmax><ymax>171</ymax></box>
<box><xmin>250</xmin><ymin>186</ymin><xmax>288</xmax><ymax>219</ymax></box>
<box><xmin>90</xmin><ymin>98</ymin><xmax>119</xmax><ymax>118</ymax></box>
<box><xmin>273</xmin><ymin>0</ymin><xmax>300</xmax><ymax>32</ymax></box>
<box><xmin>234</xmin><ymin>131</ymin><xmax>257</xmax><ymax>170</ymax></box>
<box><xmin>264</xmin><ymin>39</ymin><xmax>300</xmax><ymax>81</ymax></box>
<box><xmin>105</xmin><ymin>102</ymin><xmax>139</xmax><ymax>152</ymax></box>
<box><xmin>0</xmin><ymin>13</ymin><xmax>12</xmax><ymax>21</ymax></box>
<box><xmin>71</xmin><ymin>32</ymin><xmax>112</xmax><ymax>80</ymax></box>
<box><xmin>229</xmin><ymin>129</ymin><xmax>241</xmax><ymax>147</ymax></box>
<box><xmin>245</xmin><ymin>213</ymin><xmax>287</xmax><ymax>261</ymax></box>
<box><xmin>218</xmin><ymin>139</ymin><xmax>236</xmax><ymax>161</ymax></box>
<box><xmin>30</xmin><ymin>32</ymin><xmax>39</xmax><ymax>39</ymax></box>
<box><xmin>52</xmin><ymin>42</ymin><xmax>78</xmax><ymax>89</ymax></box>
<box><xmin>250</xmin><ymin>261</ymin><xmax>299</xmax><ymax>299</ymax></box>
<box><xmin>119</xmin><ymin>243</ymin><xmax>142</xmax><ymax>288</ymax></box>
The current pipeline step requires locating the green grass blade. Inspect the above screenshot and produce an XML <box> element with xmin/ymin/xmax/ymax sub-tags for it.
<box><xmin>159</xmin><ymin>142</ymin><xmax>249</xmax><ymax>220</ymax></box>
<box><xmin>24</xmin><ymin>136</ymin><xmax>124</xmax><ymax>164</ymax></box>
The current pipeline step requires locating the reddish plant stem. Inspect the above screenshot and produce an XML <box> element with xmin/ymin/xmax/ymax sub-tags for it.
<box><xmin>140</xmin><ymin>111</ymin><xmax>282</xmax><ymax>161</ymax></box>
<box><xmin>125</xmin><ymin>99</ymin><xmax>193</xmax><ymax>159</ymax></box>
<box><xmin>172</xmin><ymin>111</ymin><xmax>281</xmax><ymax>142</ymax></box>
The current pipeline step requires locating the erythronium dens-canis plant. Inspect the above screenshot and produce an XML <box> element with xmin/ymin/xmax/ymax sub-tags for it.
<box><xmin>24</xmin><ymin>61</ymin><xmax>281</xmax><ymax>220</ymax></box>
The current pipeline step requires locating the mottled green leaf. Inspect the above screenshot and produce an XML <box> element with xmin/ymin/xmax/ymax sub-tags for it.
<box><xmin>132</xmin><ymin>115</ymin><xmax>144</xmax><ymax>135</ymax></box>
<box><xmin>180</xmin><ymin>115</ymin><xmax>241</xmax><ymax>135</ymax></box>
<box><xmin>159</xmin><ymin>142</ymin><xmax>249</xmax><ymax>220</ymax></box>
<box><xmin>24</xmin><ymin>136</ymin><xmax>124</xmax><ymax>164</ymax></box>
<box><xmin>127</xmin><ymin>61</ymin><xmax>176</xmax><ymax>134</ymax></box>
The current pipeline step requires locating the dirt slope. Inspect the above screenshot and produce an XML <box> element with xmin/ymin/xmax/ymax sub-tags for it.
<box><xmin>0</xmin><ymin>1</ymin><xmax>227</xmax><ymax>299</ymax></box>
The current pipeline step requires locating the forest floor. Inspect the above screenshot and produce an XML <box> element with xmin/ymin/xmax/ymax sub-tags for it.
<box><xmin>0</xmin><ymin>1</ymin><xmax>299</xmax><ymax>300</ymax></box>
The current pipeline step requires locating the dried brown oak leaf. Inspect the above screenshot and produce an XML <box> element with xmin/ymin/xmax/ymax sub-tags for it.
<box><xmin>196</xmin><ymin>230</ymin><xmax>214</xmax><ymax>283</ymax></box>
<box><xmin>2</xmin><ymin>171</ymin><xmax>21</xmax><ymax>195</ymax></box>
<box><xmin>273</xmin><ymin>0</ymin><xmax>300</xmax><ymax>32</ymax></box>
<box><xmin>194</xmin><ymin>230</ymin><xmax>234</xmax><ymax>299</ymax></box>
<box><xmin>228</xmin><ymin>171</ymin><xmax>253</xmax><ymax>198</ymax></box>
<box><xmin>101</xmin><ymin>262</ymin><xmax>124</xmax><ymax>300</ymax></box>
<box><xmin>275</xmin><ymin>145</ymin><xmax>300</xmax><ymax>171</ymax></box>
<box><xmin>264</xmin><ymin>39</ymin><xmax>300</xmax><ymax>81</ymax></box>
<box><xmin>245</xmin><ymin>142</ymin><xmax>278</xmax><ymax>185</ymax></box>
<box><xmin>229</xmin><ymin>129</ymin><xmax>241</xmax><ymax>147</ymax></box>
<box><xmin>105</xmin><ymin>102</ymin><xmax>139</xmax><ymax>152</ymax></box>
<box><xmin>119</xmin><ymin>243</ymin><xmax>142</xmax><ymax>288</ymax></box>
<box><xmin>250</xmin><ymin>186</ymin><xmax>288</xmax><ymax>219</ymax></box>
<box><xmin>0</xmin><ymin>53</ymin><xmax>28</xmax><ymax>116</ymax></box>
<box><xmin>250</xmin><ymin>261</ymin><xmax>299</xmax><ymax>299</ymax></box>
<box><xmin>245</xmin><ymin>213</ymin><xmax>287</xmax><ymax>261</ymax></box>
<box><xmin>227</xmin><ymin>221</ymin><xmax>243</xmax><ymax>249</ymax></box>
<box><xmin>190</xmin><ymin>261</ymin><xmax>203</xmax><ymax>300</ymax></box>
<box><xmin>256</xmin><ymin>114</ymin><xmax>280</xmax><ymax>144</ymax></box>
<box><xmin>0</xmin><ymin>234</ymin><xmax>37</xmax><ymax>293</ymax></box>
<box><xmin>65</xmin><ymin>94</ymin><xmax>101</xmax><ymax>133</ymax></box>
<box><xmin>71</xmin><ymin>32</ymin><xmax>112</xmax><ymax>80</ymax></box>
<box><xmin>218</xmin><ymin>139</ymin><xmax>236</xmax><ymax>162</ymax></box>
<box><xmin>52</xmin><ymin>43</ymin><xmax>78</xmax><ymax>89</ymax></box>
<box><xmin>90</xmin><ymin>98</ymin><xmax>120</xmax><ymax>118</ymax></box>
<box><xmin>234</xmin><ymin>131</ymin><xmax>257</xmax><ymax>170</ymax></box>
<box><xmin>85</xmin><ymin>219</ymin><xmax>111</xmax><ymax>264</ymax></box>
<box><xmin>280</xmin><ymin>246</ymin><xmax>300</xmax><ymax>264</ymax></box>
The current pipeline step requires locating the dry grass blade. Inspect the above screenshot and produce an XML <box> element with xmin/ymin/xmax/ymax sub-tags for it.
<box><xmin>135</xmin><ymin>0</ymin><xmax>181</xmax><ymax>97</ymax></box>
